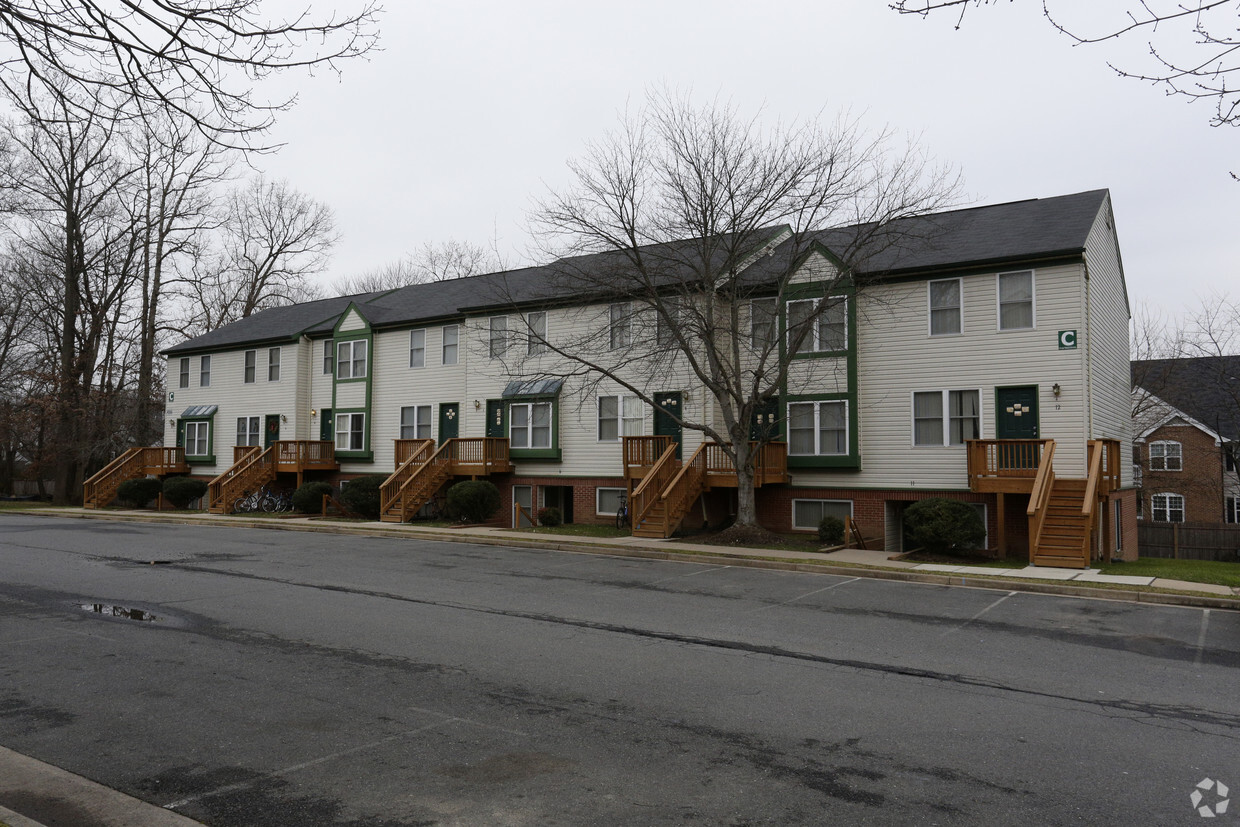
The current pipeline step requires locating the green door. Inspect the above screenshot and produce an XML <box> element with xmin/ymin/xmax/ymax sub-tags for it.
<box><xmin>749</xmin><ymin>398</ymin><xmax>781</xmax><ymax>442</ymax></box>
<box><xmin>653</xmin><ymin>392</ymin><xmax>683</xmax><ymax>459</ymax></box>
<box><xmin>438</xmin><ymin>403</ymin><xmax>459</xmax><ymax>444</ymax></box>
<box><xmin>996</xmin><ymin>386</ymin><xmax>1039</xmax><ymax>439</ymax></box>
<box><xmin>485</xmin><ymin>399</ymin><xmax>505</xmax><ymax>438</ymax></box>
<box><xmin>319</xmin><ymin>408</ymin><xmax>333</xmax><ymax>442</ymax></box>
<box><xmin>175</xmin><ymin>419</ymin><xmax>185</xmax><ymax>449</ymax></box>
<box><xmin>264</xmin><ymin>414</ymin><xmax>281</xmax><ymax>448</ymax></box>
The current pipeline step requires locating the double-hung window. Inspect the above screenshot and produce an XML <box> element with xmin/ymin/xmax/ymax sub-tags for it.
<box><xmin>236</xmin><ymin>416</ymin><xmax>261</xmax><ymax>447</ymax></box>
<box><xmin>657</xmin><ymin>300</ymin><xmax>683</xmax><ymax>347</ymax></box>
<box><xmin>184</xmin><ymin>421</ymin><xmax>209</xmax><ymax>457</ymax></box>
<box><xmin>609</xmin><ymin>302</ymin><xmax>631</xmax><ymax>350</ymax></box>
<box><xmin>199</xmin><ymin>355</ymin><xmax>211</xmax><ymax>387</ymax></box>
<box><xmin>1226</xmin><ymin>496</ymin><xmax>1239</xmax><ymax>524</ymax></box>
<box><xmin>337</xmin><ymin>340</ymin><xmax>367</xmax><ymax>379</ymax></box>
<box><xmin>527</xmin><ymin>312</ymin><xmax>547</xmax><ymax>355</ymax></box>
<box><xmin>178</xmin><ymin>358</ymin><xmax>190</xmax><ymax>388</ymax></box>
<box><xmin>787</xmin><ymin>297</ymin><xmax>846</xmax><ymax>353</ymax></box>
<box><xmin>1151</xmin><ymin>493</ymin><xmax>1185</xmax><ymax>523</ymax></box>
<box><xmin>409</xmin><ymin>329</ymin><xmax>426</xmax><ymax>368</ymax></box>
<box><xmin>787</xmin><ymin>401</ymin><xmax>847</xmax><ymax>456</ymax></box>
<box><xmin>489</xmin><ymin>316</ymin><xmax>508</xmax><ymax>358</ymax></box>
<box><xmin>243</xmin><ymin>350</ymin><xmax>256</xmax><ymax>383</ymax></box>
<box><xmin>792</xmin><ymin>499</ymin><xmax>853</xmax><ymax>531</ymax></box>
<box><xmin>750</xmin><ymin>298</ymin><xmax>777</xmax><ymax>350</ymax></box>
<box><xmin>929</xmin><ymin>278</ymin><xmax>962</xmax><ymax>335</ymax></box>
<box><xmin>267</xmin><ymin>347</ymin><xmax>281</xmax><ymax>381</ymax></box>
<box><xmin>510</xmin><ymin>401</ymin><xmax>552</xmax><ymax>449</ymax></box>
<box><xmin>913</xmin><ymin>390</ymin><xmax>980</xmax><ymax>446</ymax></box>
<box><xmin>998</xmin><ymin>271</ymin><xmax>1034</xmax><ymax>330</ymax></box>
<box><xmin>598</xmin><ymin>395</ymin><xmax>643</xmax><ymax>441</ymax></box>
<box><xmin>322</xmin><ymin>340</ymin><xmax>334</xmax><ymax>374</ymax></box>
<box><xmin>1149</xmin><ymin>441</ymin><xmax>1182</xmax><ymax>471</ymax></box>
<box><xmin>400</xmin><ymin>405</ymin><xmax>432</xmax><ymax>439</ymax></box>
<box><xmin>442</xmin><ymin>325</ymin><xmax>459</xmax><ymax>364</ymax></box>
<box><xmin>335</xmin><ymin>413</ymin><xmax>365</xmax><ymax>451</ymax></box>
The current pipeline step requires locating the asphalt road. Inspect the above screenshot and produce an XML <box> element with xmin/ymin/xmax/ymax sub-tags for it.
<box><xmin>1</xmin><ymin>513</ymin><xmax>1237</xmax><ymax>826</ymax></box>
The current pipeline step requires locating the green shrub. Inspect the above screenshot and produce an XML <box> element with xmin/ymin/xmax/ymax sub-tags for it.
<box><xmin>292</xmin><ymin>481</ymin><xmax>335</xmax><ymax>514</ymax></box>
<box><xmin>818</xmin><ymin>515</ymin><xmax>845</xmax><ymax>545</ymax></box>
<box><xmin>116</xmin><ymin>477</ymin><xmax>163</xmax><ymax>508</ymax></box>
<box><xmin>445</xmin><ymin>480</ymin><xmax>501</xmax><ymax>523</ymax></box>
<box><xmin>161</xmin><ymin>476</ymin><xmax>208</xmax><ymax>509</ymax></box>
<box><xmin>537</xmin><ymin>506</ymin><xmax>563</xmax><ymax>527</ymax></box>
<box><xmin>903</xmin><ymin>498</ymin><xmax>986</xmax><ymax>554</ymax></box>
<box><xmin>339</xmin><ymin>475</ymin><xmax>384</xmax><ymax>519</ymax></box>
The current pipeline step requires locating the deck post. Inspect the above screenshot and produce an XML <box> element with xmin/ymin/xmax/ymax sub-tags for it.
<box><xmin>996</xmin><ymin>493</ymin><xmax>1006</xmax><ymax>559</ymax></box>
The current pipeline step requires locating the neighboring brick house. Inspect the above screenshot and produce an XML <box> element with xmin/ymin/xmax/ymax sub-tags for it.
<box><xmin>1132</xmin><ymin>357</ymin><xmax>1240</xmax><ymax>525</ymax></box>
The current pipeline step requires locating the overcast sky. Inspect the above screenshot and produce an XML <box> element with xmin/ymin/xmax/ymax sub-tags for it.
<box><xmin>258</xmin><ymin>1</ymin><xmax>1235</xmax><ymax>321</ymax></box>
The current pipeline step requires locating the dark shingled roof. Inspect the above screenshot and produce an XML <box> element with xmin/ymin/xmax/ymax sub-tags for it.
<box><xmin>163</xmin><ymin>291</ymin><xmax>387</xmax><ymax>355</ymax></box>
<box><xmin>165</xmin><ymin>189</ymin><xmax>1113</xmax><ymax>355</ymax></box>
<box><xmin>1133</xmin><ymin>356</ymin><xmax>1240</xmax><ymax>442</ymax></box>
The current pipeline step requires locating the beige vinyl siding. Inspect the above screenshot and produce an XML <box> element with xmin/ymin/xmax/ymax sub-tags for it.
<box><xmin>792</xmin><ymin>263</ymin><xmax>1089</xmax><ymax>491</ymax></box>
<box><xmin>338</xmin><ymin>308</ymin><xmax>366</xmax><ymax>333</ymax></box>
<box><xmin>162</xmin><ymin>344</ymin><xmax>309</xmax><ymax>475</ymax></box>
<box><xmin>1083</xmin><ymin>197</ymin><xmax>1135</xmax><ymax>487</ymax></box>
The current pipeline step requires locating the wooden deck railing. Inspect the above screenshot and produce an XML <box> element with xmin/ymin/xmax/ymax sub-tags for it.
<box><xmin>966</xmin><ymin>439</ymin><xmax>1053</xmax><ymax>492</ymax></box>
<box><xmin>395</xmin><ymin>438</ymin><xmax>435</xmax><ymax>466</ymax></box>
<box><xmin>1025</xmin><ymin>441</ymin><xmax>1057</xmax><ymax>554</ymax></box>
<box><xmin>658</xmin><ymin>443</ymin><xmax>708</xmax><ymax>536</ymax></box>
<box><xmin>380</xmin><ymin>439</ymin><xmax>437</xmax><ymax>517</ymax></box>
<box><xmin>234</xmin><ymin>445</ymin><xmax>260</xmax><ymax>464</ymax></box>
<box><xmin>207</xmin><ymin>445</ymin><xmax>275</xmax><ymax>513</ymax></box>
<box><xmin>380</xmin><ymin>438</ymin><xmax>512</xmax><ymax>523</ymax></box>
<box><xmin>623</xmin><ymin>435</ymin><xmax>673</xmax><ymax>469</ymax></box>
<box><xmin>701</xmin><ymin>442</ymin><xmax>789</xmax><ymax>486</ymax></box>
<box><xmin>83</xmin><ymin>446</ymin><xmax>189</xmax><ymax>508</ymax></box>
<box><xmin>450</xmin><ymin>437</ymin><xmax>512</xmax><ymax>472</ymax></box>
<box><xmin>630</xmin><ymin>441</ymin><xmax>679</xmax><ymax>530</ymax></box>
<box><xmin>274</xmin><ymin>440</ymin><xmax>336</xmax><ymax>470</ymax></box>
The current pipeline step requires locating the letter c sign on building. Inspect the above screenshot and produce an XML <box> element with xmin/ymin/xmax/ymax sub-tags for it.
<box><xmin>1058</xmin><ymin>330</ymin><xmax>1077</xmax><ymax>350</ymax></box>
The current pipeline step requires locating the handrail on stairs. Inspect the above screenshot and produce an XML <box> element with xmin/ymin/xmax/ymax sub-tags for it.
<box><xmin>1026</xmin><ymin>440</ymin><xmax>1057</xmax><ymax>553</ymax></box>
<box><xmin>630</xmin><ymin>442</ymin><xmax>679</xmax><ymax>530</ymax></box>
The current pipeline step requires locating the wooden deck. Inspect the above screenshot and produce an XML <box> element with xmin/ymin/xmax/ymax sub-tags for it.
<box><xmin>83</xmin><ymin>447</ymin><xmax>191</xmax><ymax>508</ymax></box>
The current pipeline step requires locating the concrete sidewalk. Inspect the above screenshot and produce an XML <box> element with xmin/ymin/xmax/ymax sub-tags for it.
<box><xmin>10</xmin><ymin>507</ymin><xmax>1240</xmax><ymax>608</ymax></box>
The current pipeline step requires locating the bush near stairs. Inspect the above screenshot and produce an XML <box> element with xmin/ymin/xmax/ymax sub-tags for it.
<box><xmin>162</xmin><ymin>476</ymin><xmax>208</xmax><ymax>509</ymax></box>
<box><xmin>445</xmin><ymin>480</ymin><xmax>500</xmax><ymax>523</ymax></box>
<box><xmin>116</xmin><ymin>477</ymin><xmax>163</xmax><ymax>509</ymax></box>
<box><xmin>903</xmin><ymin>498</ymin><xmax>987</xmax><ymax>554</ymax></box>
<box><xmin>340</xmin><ymin>475</ymin><xmax>385</xmax><ymax>519</ymax></box>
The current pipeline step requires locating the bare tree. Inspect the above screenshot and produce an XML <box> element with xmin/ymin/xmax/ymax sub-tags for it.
<box><xmin>177</xmin><ymin>176</ymin><xmax>334</xmax><ymax>334</ymax></box>
<box><xmin>0</xmin><ymin>1</ymin><xmax>379</xmax><ymax>149</ymax></box>
<box><xmin>504</xmin><ymin>92</ymin><xmax>961</xmax><ymax>532</ymax></box>
<box><xmin>334</xmin><ymin>239</ymin><xmax>499</xmax><ymax>294</ymax></box>
<box><xmin>892</xmin><ymin>2</ymin><xmax>1240</xmax><ymax>134</ymax></box>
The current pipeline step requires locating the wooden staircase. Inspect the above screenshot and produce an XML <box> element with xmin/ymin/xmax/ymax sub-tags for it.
<box><xmin>207</xmin><ymin>445</ymin><xmax>272</xmax><ymax>513</ymax></box>
<box><xmin>379</xmin><ymin>438</ymin><xmax>512</xmax><ymax>523</ymax></box>
<box><xmin>1026</xmin><ymin>439</ymin><xmax>1122</xmax><ymax>568</ymax></box>
<box><xmin>83</xmin><ymin>447</ymin><xmax>189</xmax><ymax>508</ymax></box>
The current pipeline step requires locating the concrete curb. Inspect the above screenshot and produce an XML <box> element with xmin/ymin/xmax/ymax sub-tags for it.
<box><xmin>0</xmin><ymin>745</ymin><xmax>202</xmax><ymax>827</ymax></box>
<box><xmin>10</xmin><ymin>508</ymin><xmax>1239</xmax><ymax>612</ymax></box>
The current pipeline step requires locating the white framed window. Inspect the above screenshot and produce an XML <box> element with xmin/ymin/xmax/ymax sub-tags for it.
<box><xmin>598</xmin><ymin>395</ymin><xmax>643</xmax><ymax>441</ymax></box>
<box><xmin>322</xmin><ymin>340</ymin><xmax>333</xmax><ymax>374</ymax></box>
<box><xmin>198</xmin><ymin>355</ymin><xmax>210</xmax><ymax>387</ymax></box>
<box><xmin>527</xmin><ymin>312</ymin><xmax>547</xmax><ymax>355</ymax></box>
<box><xmin>409</xmin><ymin>329</ymin><xmax>426</xmax><ymax>368</ymax></box>
<box><xmin>178</xmin><ymin>357</ymin><xmax>190</xmax><ymax>388</ymax></box>
<box><xmin>243</xmin><ymin>350</ymin><xmax>256</xmax><ymax>383</ymax></box>
<box><xmin>787</xmin><ymin>297</ymin><xmax>847</xmax><ymax>353</ymax></box>
<box><xmin>442</xmin><ymin>324</ymin><xmax>459</xmax><ymax>365</ymax></box>
<box><xmin>489</xmin><ymin>316</ymin><xmax>508</xmax><ymax>358</ymax></box>
<box><xmin>792</xmin><ymin>499</ymin><xmax>853</xmax><ymax>531</ymax></box>
<box><xmin>657</xmin><ymin>299</ymin><xmax>684</xmax><ymax>347</ymax></box>
<box><xmin>337</xmin><ymin>340</ymin><xmax>367</xmax><ymax>379</ymax></box>
<box><xmin>913</xmin><ymin>390</ymin><xmax>980</xmax><ymax>446</ymax></box>
<box><xmin>997</xmin><ymin>270</ymin><xmax>1034</xmax><ymax>330</ymax></box>
<box><xmin>184</xmin><ymin>421</ymin><xmax>209</xmax><ymax>457</ymax></box>
<box><xmin>609</xmin><ymin>302</ymin><xmax>631</xmax><ymax>350</ymax></box>
<box><xmin>334</xmin><ymin>412</ymin><xmax>365</xmax><ymax>452</ymax></box>
<box><xmin>787</xmin><ymin>401</ymin><xmax>848</xmax><ymax>456</ymax></box>
<box><xmin>1149</xmin><ymin>440</ymin><xmax>1182</xmax><ymax>471</ymax></box>
<box><xmin>236</xmin><ymin>416</ymin><xmax>261</xmax><ymax>447</ymax></box>
<box><xmin>1225</xmin><ymin>443</ymin><xmax>1236</xmax><ymax>472</ymax></box>
<box><xmin>928</xmin><ymin>278</ymin><xmax>962</xmax><ymax>336</ymax></box>
<box><xmin>1151</xmin><ymin>492</ymin><xmax>1185</xmax><ymax>523</ymax></box>
<box><xmin>400</xmin><ymin>405</ymin><xmax>432</xmax><ymax>439</ymax></box>
<box><xmin>267</xmin><ymin>347</ymin><xmax>281</xmax><ymax>382</ymax></box>
<box><xmin>509</xmin><ymin>401</ymin><xmax>552</xmax><ymax>449</ymax></box>
<box><xmin>596</xmin><ymin>487</ymin><xmax>626</xmax><ymax>516</ymax></box>
<box><xmin>1226</xmin><ymin>496</ymin><xmax>1239</xmax><ymax>524</ymax></box>
<box><xmin>750</xmin><ymin>298</ymin><xmax>777</xmax><ymax>349</ymax></box>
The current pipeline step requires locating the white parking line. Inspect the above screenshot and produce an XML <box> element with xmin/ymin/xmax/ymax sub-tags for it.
<box><xmin>1194</xmin><ymin>609</ymin><xmax>1211</xmax><ymax>667</ymax></box>
<box><xmin>938</xmin><ymin>591</ymin><xmax>1017</xmax><ymax>638</ymax></box>
<box><xmin>743</xmin><ymin>577</ymin><xmax>860</xmax><ymax>614</ymax></box>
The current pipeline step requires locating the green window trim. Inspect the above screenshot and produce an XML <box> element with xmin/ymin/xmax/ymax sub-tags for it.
<box><xmin>779</xmin><ymin>281</ymin><xmax>856</xmax><ymax>362</ymax></box>
<box><xmin>332</xmin><ymin>408</ymin><xmax>373</xmax><ymax>461</ymax></box>
<box><xmin>502</xmin><ymin>395</ymin><xmax>562</xmax><ymax>461</ymax></box>
<box><xmin>178</xmin><ymin>415</ymin><xmax>216</xmax><ymax>465</ymax></box>
<box><xmin>782</xmin><ymin>393</ymin><xmax>860</xmax><ymax>470</ymax></box>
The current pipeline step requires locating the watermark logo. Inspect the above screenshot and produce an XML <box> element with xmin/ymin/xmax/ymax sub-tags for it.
<box><xmin>1190</xmin><ymin>778</ymin><xmax>1229</xmax><ymax>818</ymax></box>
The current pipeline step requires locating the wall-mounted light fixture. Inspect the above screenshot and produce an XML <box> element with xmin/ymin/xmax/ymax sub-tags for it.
<box><xmin>310</xmin><ymin>409</ymin><xmax>317</xmax><ymax>418</ymax></box>
<box><xmin>1052</xmin><ymin>383</ymin><xmax>1062</xmax><ymax>397</ymax></box>
<box><xmin>168</xmin><ymin>418</ymin><xmax>176</xmax><ymax>427</ymax></box>
<box><xmin>474</xmin><ymin>399</ymin><xmax>481</xmax><ymax>410</ymax></box>
<box><xmin>280</xmin><ymin>414</ymin><xmax>288</xmax><ymax>423</ymax></box>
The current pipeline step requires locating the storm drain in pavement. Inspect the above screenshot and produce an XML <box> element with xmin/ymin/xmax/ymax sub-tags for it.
<box><xmin>80</xmin><ymin>603</ymin><xmax>159</xmax><ymax>622</ymax></box>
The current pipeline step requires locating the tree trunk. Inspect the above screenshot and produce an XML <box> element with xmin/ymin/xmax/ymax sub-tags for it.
<box><xmin>731</xmin><ymin>428</ymin><xmax>760</xmax><ymax>528</ymax></box>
